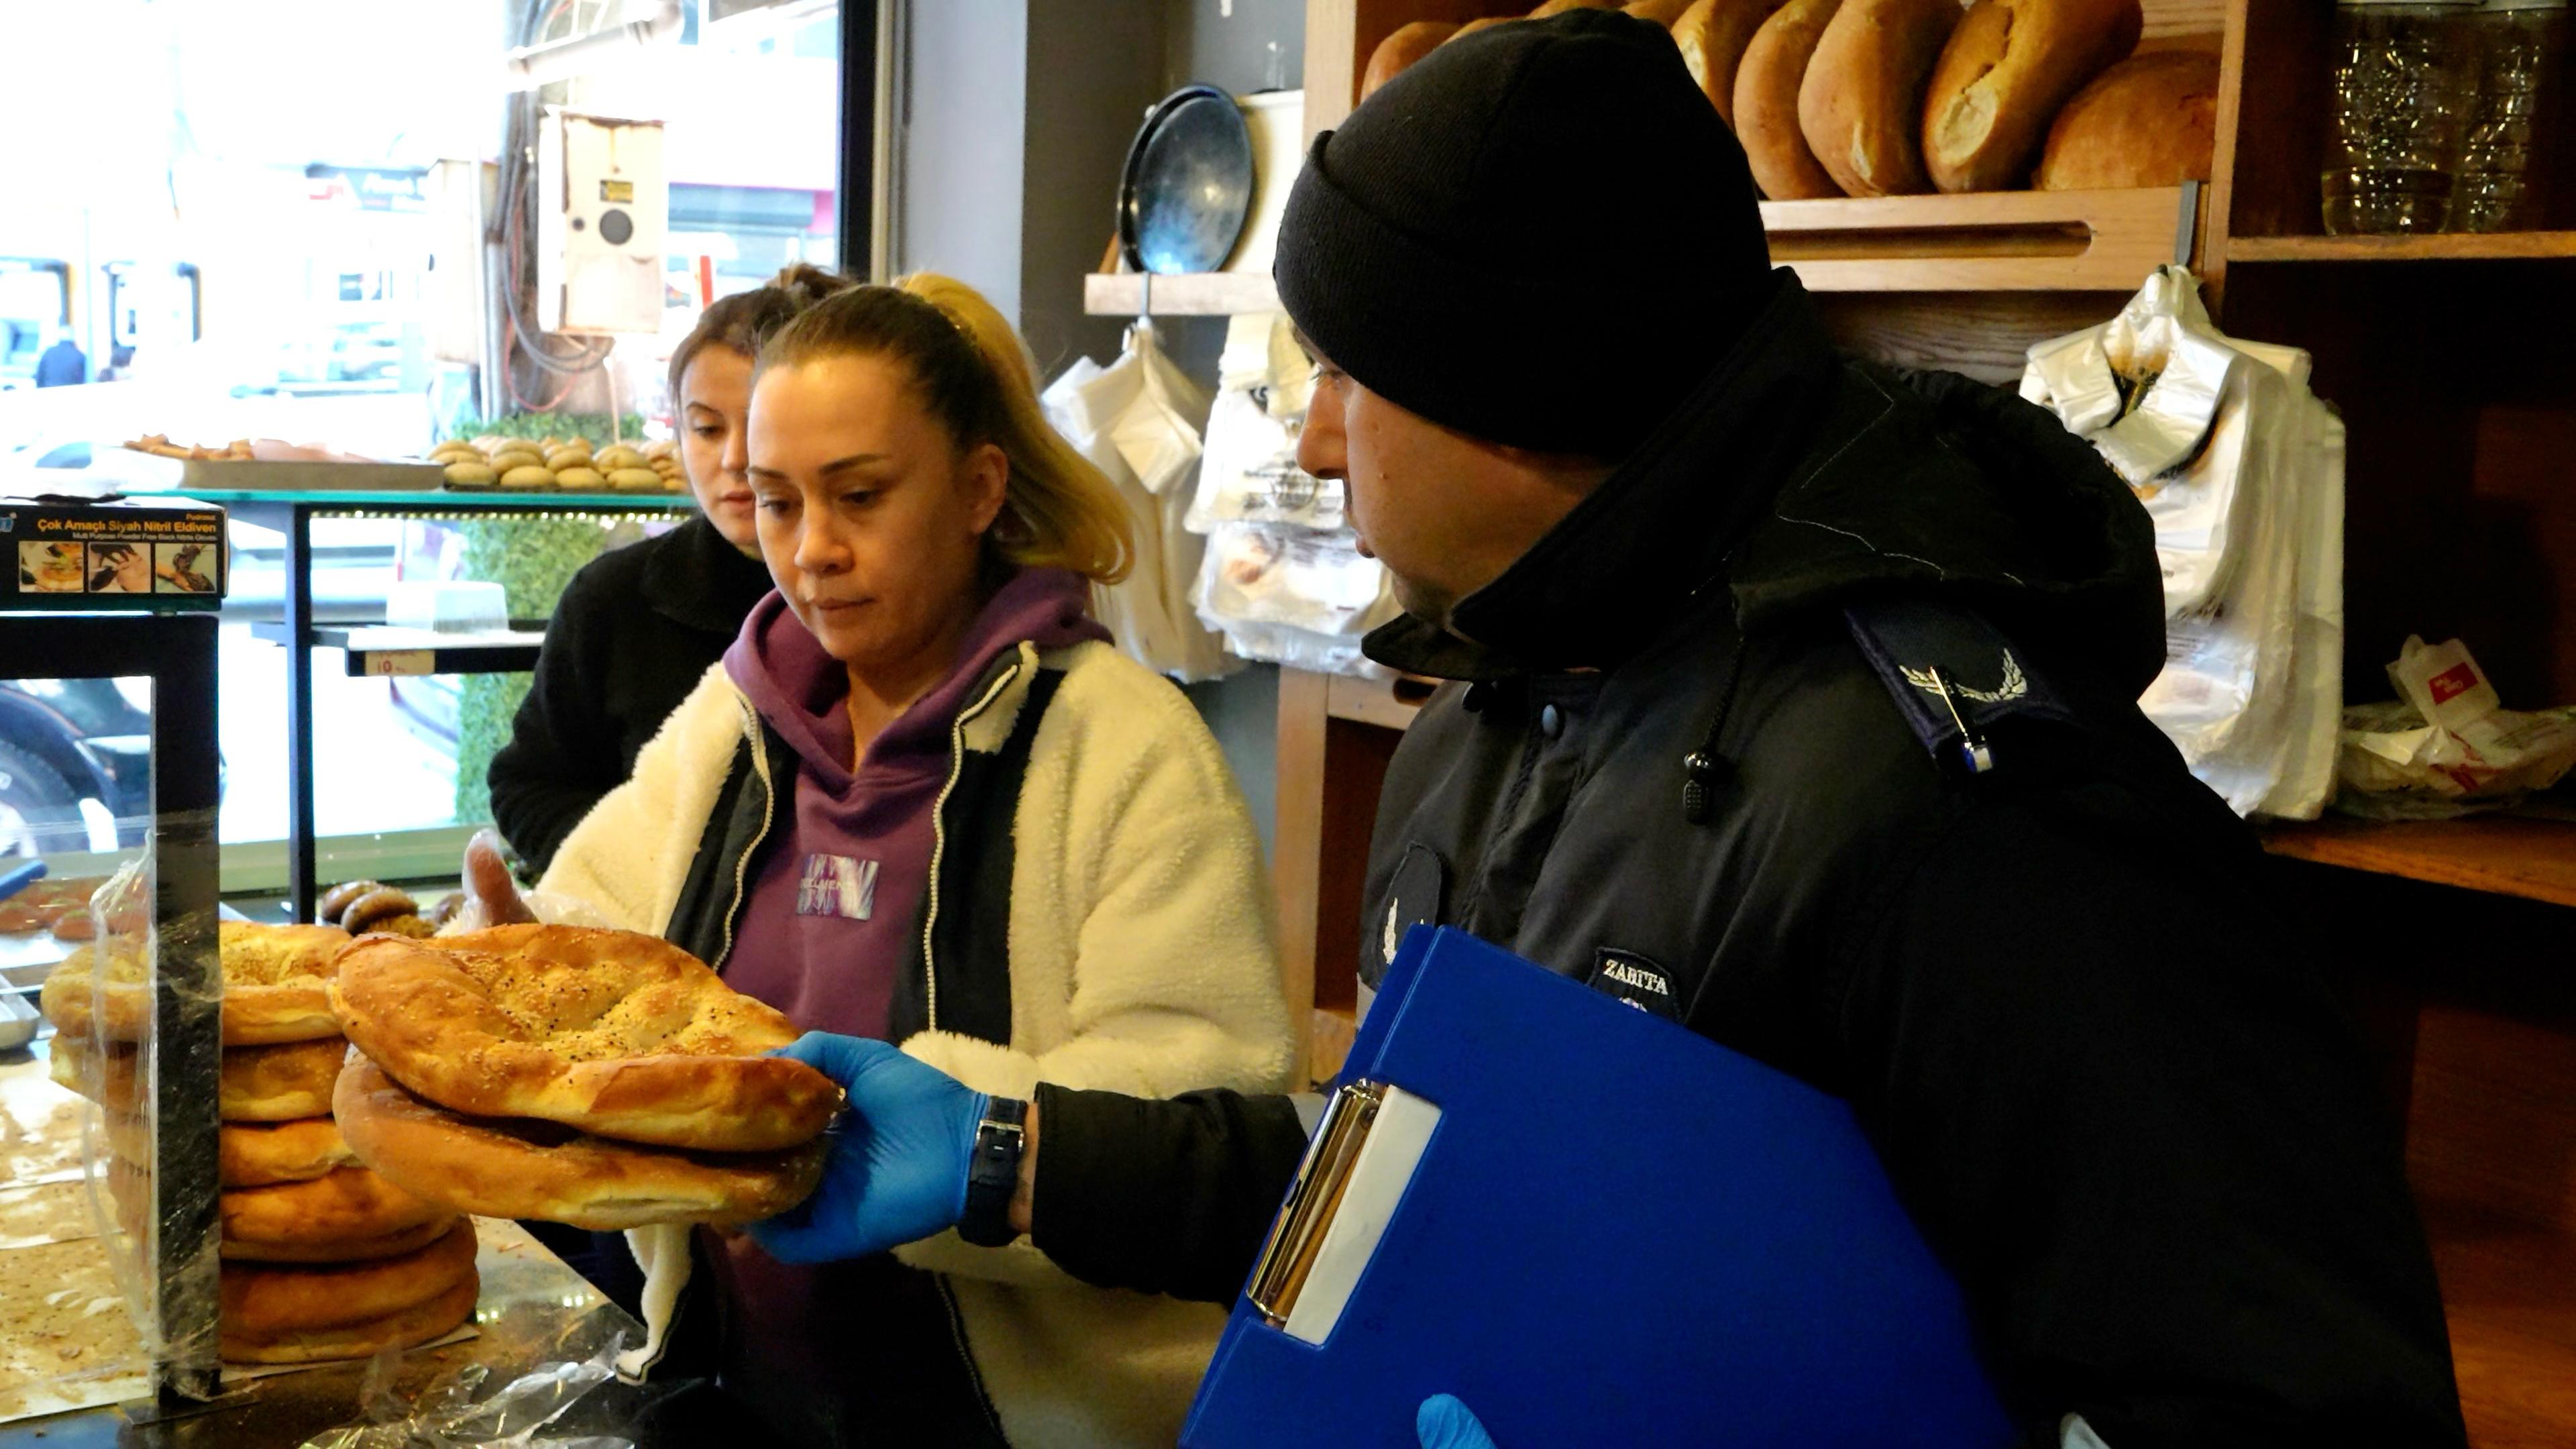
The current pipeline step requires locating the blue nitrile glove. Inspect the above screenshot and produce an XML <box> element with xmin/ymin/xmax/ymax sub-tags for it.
<box><xmin>744</xmin><ymin>1032</ymin><xmax>987</xmax><ymax>1265</ymax></box>
<box><xmin>1417</xmin><ymin>1395</ymin><xmax>1497</xmax><ymax>1449</ymax></box>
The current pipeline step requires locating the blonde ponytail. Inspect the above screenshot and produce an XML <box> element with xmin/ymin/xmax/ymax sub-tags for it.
<box><xmin>757</xmin><ymin>272</ymin><xmax>1133</xmax><ymax>585</ymax></box>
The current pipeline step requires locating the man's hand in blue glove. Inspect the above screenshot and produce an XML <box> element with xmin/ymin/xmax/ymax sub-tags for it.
<box><xmin>744</xmin><ymin>1033</ymin><xmax>987</xmax><ymax>1265</ymax></box>
<box><xmin>1417</xmin><ymin>1395</ymin><xmax>1497</xmax><ymax>1449</ymax></box>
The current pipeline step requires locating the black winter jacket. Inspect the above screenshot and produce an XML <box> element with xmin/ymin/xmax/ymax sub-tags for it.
<box><xmin>1032</xmin><ymin>276</ymin><xmax>2465</xmax><ymax>1447</ymax></box>
<box><xmin>488</xmin><ymin>515</ymin><xmax>772</xmax><ymax>873</ymax></box>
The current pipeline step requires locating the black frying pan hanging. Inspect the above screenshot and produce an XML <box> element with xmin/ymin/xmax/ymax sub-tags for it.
<box><xmin>1118</xmin><ymin>85</ymin><xmax>1256</xmax><ymax>276</ymax></box>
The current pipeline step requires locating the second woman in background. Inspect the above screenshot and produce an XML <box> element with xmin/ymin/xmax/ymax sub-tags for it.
<box><xmin>540</xmin><ymin>274</ymin><xmax>1292</xmax><ymax>1446</ymax></box>
<box><xmin>488</xmin><ymin>263</ymin><xmax>853</xmax><ymax>874</ymax></box>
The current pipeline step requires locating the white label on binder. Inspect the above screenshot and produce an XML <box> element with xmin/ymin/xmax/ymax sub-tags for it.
<box><xmin>1283</xmin><ymin>1083</ymin><xmax>1442</xmax><ymax>1346</ymax></box>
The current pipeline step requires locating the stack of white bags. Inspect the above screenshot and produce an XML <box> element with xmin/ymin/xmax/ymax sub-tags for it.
<box><xmin>2021</xmin><ymin>266</ymin><xmax>2345</xmax><ymax>819</ymax></box>
<box><xmin>1042</xmin><ymin>313</ymin><xmax>1400</xmax><ymax>683</ymax></box>
<box><xmin>1183</xmin><ymin>312</ymin><xmax>1400</xmax><ymax>678</ymax></box>
<box><xmin>1041</xmin><ymin>321</ymin><xmax>1236</xmax><ymax>683</ymax></box>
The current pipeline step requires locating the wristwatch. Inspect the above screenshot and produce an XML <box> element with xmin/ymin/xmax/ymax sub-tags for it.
<box><xmin>957</xmin><ymin>1095</ymin><xmax>1029</xmax><ymax>1246</ymax></box>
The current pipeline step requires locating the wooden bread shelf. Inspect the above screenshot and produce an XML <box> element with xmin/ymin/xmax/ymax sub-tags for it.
<box><xmin>1083</xmin><ymin>272</ymin><xmax>1280</xmax><ymax>317</ymax></box>
<box><xmin>1085</xmin><ymin>189</ymin><xmax>2201</xmax><ymax>315</ymax></box>
<box><xmin>2228</xmin><ymin>232</ymin><xmax>2576</xmax><ymax>264</ymax></box>
<box><xmin>1762</xmin><ymin>186</ymin><xmax>2198</xmax><ymax>292</ymax></box>
<box><xmin>2259</xmin><ymin>816</ymin><xmax>2576</xmax><ymax>912</ymax></box>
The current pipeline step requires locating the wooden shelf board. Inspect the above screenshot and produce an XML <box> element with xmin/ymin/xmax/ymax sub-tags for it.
<box><xmin>1323</xmin><ymin>672</ymin><xmax>1434</xmax><ymax>731</ymax></box>
<box><xmin>2259</xmin><ymin>816</ymin><xmax>2576</xmax><ymax>910</ymax></box>
<box><xmin>1085</xmin><ymin>189</ymin><xmax>2196</xmax><ymax>311</ymax></box>
<box><xmin>1082</xmin><ymin>272</ymin><xmax>1279</xmax><ymax>317</ymax></box>
<box><xmin>2227</xmin><ymin>231</ymin><xmax>2576</xmax><ymax>264</ymax></box>
<box><xmin>1761</xmin><ymin>186</ymin><xmax>2192</xmax><ymax>293</ymax></box>
<box><xmin>2418</xmin><ymin>1198</ymin><xmax>2576</xmax><ymax>1449</ymax></box>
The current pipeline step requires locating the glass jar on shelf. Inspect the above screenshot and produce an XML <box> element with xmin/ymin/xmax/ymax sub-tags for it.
<box><xmin>2451</xmin><ymin>0</ymin><xmax>2568</xmax><ymax>232</ymax></box>
<box><xmin>2322</xmin><ymin>0</ymin><xmax>2483</xmax><ymax>233</ymax></box>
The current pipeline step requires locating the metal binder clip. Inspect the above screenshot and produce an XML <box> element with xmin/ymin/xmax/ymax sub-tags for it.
<box><xmin>1923</xmin><ymin>666</ymin><xmax>1995</xmax><ymax>775</ymax></box>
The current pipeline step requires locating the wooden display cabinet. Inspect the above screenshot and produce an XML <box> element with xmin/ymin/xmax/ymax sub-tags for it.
<box><xmin>1087</xmin><ymin>1</ymin><xmax>2576</xmax><ymax>1439</ymax></box>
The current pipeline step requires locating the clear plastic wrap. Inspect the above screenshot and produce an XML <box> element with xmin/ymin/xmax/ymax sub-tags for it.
<box><xmin>62</xmin><ymin>841</ymin><xmax>225</xmax><ymax>1400</ymax></box>
<box><xmin>301</xmin><ymin>1334</ymin><xmax>633</xmax><ymax>1449</ymax></box>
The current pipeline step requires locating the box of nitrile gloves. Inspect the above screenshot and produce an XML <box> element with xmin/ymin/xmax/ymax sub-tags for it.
<box><xmin>1</xmin><ymin>495</ymin><xmax>227</xmax><ymax>610</ymax></box>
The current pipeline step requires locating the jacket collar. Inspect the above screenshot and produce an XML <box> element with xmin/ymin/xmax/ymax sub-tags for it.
<box><xmin>1364</xmin><ymin>271</ymin><xmax>1841</xmax><ymax>680</ymax></box>
<box><xmin>641</xmin><ymin>514</ymin><xmax>776</xmax><ymax>635</ymax></box>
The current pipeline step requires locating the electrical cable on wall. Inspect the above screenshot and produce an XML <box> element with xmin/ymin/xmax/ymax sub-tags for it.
<box><xmin>490</xmin><ymin>0</ymin><xmax>614</xmax><ymax>409</ymax></box>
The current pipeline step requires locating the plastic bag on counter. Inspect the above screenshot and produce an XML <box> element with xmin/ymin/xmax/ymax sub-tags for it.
<box><xmin>2022</xmin><ymin>267</ymin><xmax>2343</xmax><ymax>819</ymax></box>
<box><xmin>1042</xmin><ymin>323</ymin><xmax>1235</xmax><ymax>682</ymax></box>
<box><xmin>1191</xmin><ymin>525</ymin><xmax>1399</xmax><ymax>679</ymax></box>
<box><xmin>1193</xmin><ymin>524</ymin><xmax>1399</xmax><ymax>638</ymax></box>
<box><xmin>299</xmin><ymin>1335</ymin><xmax>635</xmax><ymax>1449</ymax></box>
<box><xmin>2334</xmin><ymin>637</ymin><xmax>2576</xmax><ymax>818</ymax></box>
<box><xmin>1208</xmin><ymin>616</ymin><xmax>1389</xmax><ymax>680</ymax></box>
<box><xmin>1189</xmin><ymin>313</ymin><xmax>1345</xmax><ymax>533</ymax></box>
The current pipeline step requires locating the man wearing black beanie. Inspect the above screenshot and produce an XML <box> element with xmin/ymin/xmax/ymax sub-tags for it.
<box><xmin>727</xmin><ymin>12</ymin><xmax>2465</xmax><ymax>1448</ymax></box>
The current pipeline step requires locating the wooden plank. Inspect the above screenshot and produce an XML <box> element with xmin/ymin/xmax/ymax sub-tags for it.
<box><xmin>1273</xmin><ymin>667</ymin><xmax>1332</xmax><ymax>1085</ymax></box>
<box><xmin>1309</xmin><ymin>1006</ymin><xmax>1358</xmax><ymax>1089</ymax></box>
<box><xmin>2220</xmin><ymin>0</ymin><xmax>2332</xmax><ymax>244</ymax></box>
<box><xmin>2140</xmin><ymin>0</ymin><xmax>2226</xmax><ymax>41</ymax></box>
<box><xmin>1811</xmin><ymin>292</ymin><xmax>2118</xmax><ymax>386</ymax></box>
<box><xmin>2260</xmin><ymin>818</ymin><xmax>2576</xmax><ymax>912</ymax></box>
<box><xmin>1082</xmin><ymin>271</ymin><xmax>1282</xmax><ymax>317</ymax></box>
<box><xmin>2408</xmin><ymin>1006</ymin><xmax>2576</xmax><ymax>1449</ymax></box>
<box><xmin>2229</xmin><ymin>232</ymin><xmax>2576</xmax><ymax>264</ymax></box>
<box><xmin>1762</xmin><ymin>188</ymin><xmax>2188</xmax><ymax>292</ymax></box>
<box><xmin>1324</xmin><ymin>672</ymin><xmax>1436</xmax><ymax>731</ymax></box>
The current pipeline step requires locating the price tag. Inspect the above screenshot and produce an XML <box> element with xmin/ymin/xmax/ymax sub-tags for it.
<box><xmin>362</xmin><ymin>649</ymin><xmax>435</xmax><ymax>678</ymax></box>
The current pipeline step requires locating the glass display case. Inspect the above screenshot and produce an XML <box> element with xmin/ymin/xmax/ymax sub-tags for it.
<box><xmin>1</xmin><ymin>612</ymin><xmax>223</xmax><ymax>1419</ymax></box>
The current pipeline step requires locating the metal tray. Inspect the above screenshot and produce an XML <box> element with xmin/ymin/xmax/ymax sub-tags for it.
<box><xmin>109</xmin><ymin>454</ymin><xmax>447</xmax><ymax>494</ymax></box>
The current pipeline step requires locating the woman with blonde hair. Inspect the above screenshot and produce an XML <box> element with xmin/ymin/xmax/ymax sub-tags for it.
<box><xmin>537</xmin><ymin>274</ymin><xmax>1292</xmax><ymax>1446</ymax></box>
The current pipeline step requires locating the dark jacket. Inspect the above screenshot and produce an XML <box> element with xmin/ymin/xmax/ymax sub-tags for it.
<box><xmin>488</xmin><ymin>515</ymin><xmax>771</xmax><ymax>873</ymax></box>
<box><xmin>1032</xmin><ymin>276</ymin><xmax>2465</xmax><ymax>1447</ymax></box>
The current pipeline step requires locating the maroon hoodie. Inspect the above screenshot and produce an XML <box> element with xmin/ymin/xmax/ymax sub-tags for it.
<box><xmin>719</xmin><ymin>564</ymin><xmax>1109</xmax><ymax>1042</ymax></box>
<box><xmin>710</xmin><ymin>565</ymin><xmax>1107</xmax><ymax>1435</ymax></box>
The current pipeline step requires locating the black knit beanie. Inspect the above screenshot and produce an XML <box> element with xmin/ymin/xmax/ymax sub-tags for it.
<box><xmin>1274</xmin><ymin>9</ymin><xmax>1771</xmax><ymax>458</ymax></box>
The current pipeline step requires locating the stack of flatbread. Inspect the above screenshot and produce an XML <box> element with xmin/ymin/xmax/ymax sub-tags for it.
<box><xmin>42</xmin><ymin>921</ymin><xmax>479</xmax><ymax>1364</ymax></box>
<box><xmin>330</xmin><ymin>924</ymin><xmax>838</xmax><ymax>1230</ymax></box>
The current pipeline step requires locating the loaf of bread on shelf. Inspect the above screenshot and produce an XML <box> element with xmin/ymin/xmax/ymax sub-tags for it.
<box><xmin>1623</xmin><ymin>0</ymin><xmax>1700</xmax><ymax>23</ymax></box>
<box><xmin>1923</xmin><ymin>0</ymin><xmax>2143</xmax><ymax>193</ymax></box>
<box><xmin>1363</xmin><ymin>21</ymin><xmax>1459</xmax><ymax>98</ymax></box>
<box><xmin>1674</xmin><ymin>0</ymin><xmax>1790</xmax><ymax>127</ymax></box>
<box><xmin>1735</xmin><ymin>0</ymin><xmax>1847</xmax><ymax>199</ymax></box>
<box><xmin>2034</xmin><ymin>49</ymin><xmax>2221</xmax><ymax>191</ymax></box>
<box><xmin>1798</xmin><ymin>0</ymin><xmax>1962</xmax><ymax>197</ymax></box>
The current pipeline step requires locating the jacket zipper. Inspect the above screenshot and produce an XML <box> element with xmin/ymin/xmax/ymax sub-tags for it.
<box><xmin>936</xmin><ymin>1275</ymin><xmax>1006</xmax><ymax>1439</ymax></box>
<box><xmin>717</xmin><ymin>690</ymin><xmax>777</xmax><ymax>971</ymax></box>
<box><xmin>918</xmin><ymin>654</ymin><xmax>1022</xmax><ymax>1032</ymax></box>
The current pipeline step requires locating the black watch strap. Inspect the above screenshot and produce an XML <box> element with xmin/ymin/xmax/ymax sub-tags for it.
<box><xmin>957</xmin><ymin>1095</ymin><xmax>1029</xmax><ymax>1247</ymax></box>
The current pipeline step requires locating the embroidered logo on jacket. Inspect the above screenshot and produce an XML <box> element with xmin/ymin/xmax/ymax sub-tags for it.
<box><xmin>797</xmin><ymin>854</ymin><xmax>879</xmax><ymax>920</ymax></box>
<box><xmin>1588</xmin><ymin>949</ymin><xmax>1682</xmax><ymax>1022</ymax></box>
<box><xmin>1901</xmin><ymin>651</ymin><xmax>2027</xmax><ymax>704</ymax></box>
